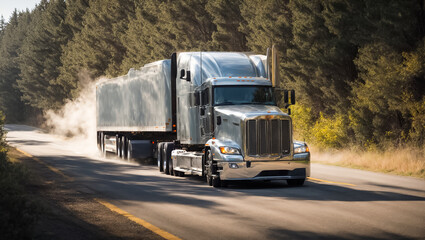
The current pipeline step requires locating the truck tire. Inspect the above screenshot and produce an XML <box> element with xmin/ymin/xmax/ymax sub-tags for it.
<box><xmin>101</xmin><ymin>133</ymin><xmax>106</xmax><ymax>158</ymax></box>
<box><xmin>157</xmin><ymin>142</ymin><xmax>164</xmax><ymax>172</ymax></box>
<box><xmin>163</xmin><ymin>143</ymin><xmax>175</xmax><ymax>175</ymax></box>
<box><xmin>126</xmin><ymin>140</ymin><xmax>132</xmax><ymax>161</ymax></box>
<box><xmin>97</xmin><ymin>132</ymin><xmax>101</xmax><ymax>150</ymax></box>
<box><xmin>116</xmin><ymin>135</ymin><xmax>121</xmax><ymax>157</ymax></box>
<box><xmin>287</xmin><ymin>179</ymin><xmax>305</xmax><ymax>186</ymax></box>
<box><xmin>212</xmin><ymin>176</ymin><xmax>221</xmax><ymax>188</ymax></box>
<box><xmin>168</xmin><ymin>147</ymin><xmax>175</xmax><ymax>176</ymax></box>
<box><xmin>206</xmin><ymin>149</ymin><xmax>221</xmax><ymax>187</ymax></box>
<box><xmin>120</xmin><ymin>136</ymin><xmax>127</xmax><ymax>159</ymax></box>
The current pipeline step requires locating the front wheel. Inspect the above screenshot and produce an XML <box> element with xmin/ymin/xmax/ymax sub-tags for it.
<box><xmin>205</xmin><ymin>149</ymin><xmax>221</xmax><ymax>188</ymax></box>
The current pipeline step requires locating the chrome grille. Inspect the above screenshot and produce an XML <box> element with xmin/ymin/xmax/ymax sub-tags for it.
<box><xmin>246</xmin><ymin>119</ymin><xmax>291</xmax><ymax>156</ymax></box>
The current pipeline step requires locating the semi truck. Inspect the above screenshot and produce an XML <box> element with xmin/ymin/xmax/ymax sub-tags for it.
<box><xmin>96</xmin><ymin>48</ymin><xmax>310</xmax><ymax>187</ymax></box>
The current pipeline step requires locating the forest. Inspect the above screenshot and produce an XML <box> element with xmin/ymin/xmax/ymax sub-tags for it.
<box><xmin>0</xmin><ymin>0</ymin><xmax>424</xmax><ymax>151</ymax></box>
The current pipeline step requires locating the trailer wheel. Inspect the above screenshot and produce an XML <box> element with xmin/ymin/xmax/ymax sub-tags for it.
<box><xmin>126</xmin><ymin>140</ymin><xmax>132</xmax><ymax>161</ymax></box>
<box><xmin>120</xmin><ymin>136</ymin><xmax>127</xmax><ymax>159</ymax></box>
<box><xmin>157</xmin><ymin>143</ymin><xmax>164</xmax><ymax>172</ymax></box>
<box><xmin>101</xmin><ymin>133</ymin><xmax>106</xmax><ymax>158</ymax></box>
<box><xmin>116</xmin><ymin>135</ymin><xmax>121</xmax><ymax>158</ymax></box>
<box><xmin>97</xmin><ymin>132</ymin><xmax>101</xmax><ymax>150</ymax></box>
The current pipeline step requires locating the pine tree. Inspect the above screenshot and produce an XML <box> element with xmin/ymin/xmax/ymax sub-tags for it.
<box><xmin>240</xmin><ymin>0</ymin><xmax>292</xmax><ymax>53</ymax></box>
<box><xmin>120</xmin><ymin>0</ymin><xmax>172</xmax><ymax>72</ymax></box>
<box><xmin>349</xmin><ymin>0</ymin><xmax>424</xmax><ymax>145</ymax></box>
<box><xmin>0</xmin><ymin>16</ymin><xmax>5</xmax><ymax>40</ymax></box>
<box><xmin>206</xmin><ymin>0</ymin><xmax>247</xmax><ymax>51</ymax></box>
<box><xmin>57</xmin><ymin>0</ymin><xmax>135</xmax><ymax>98</ymax></box>
<box><xmin>64</xmin><ymin>0</ymin><xmax>89</xmax><ymax>35</ymax></box>
<box><xmin>0</xmin><ymin>10</ymin><xmax>31</xmax><ymax>122</ymax></box>
<box><xmin>164</xmin><ymin>0</ymin><xmax>216</xmax><ymax>51</ymax></box>
<box><xmin>17</xmin><ymin>0</ymin><xmax>73</xmax><ymax>110</ymax></box>
<box><xmin>283</xmin><ymin>1</ymin><xmax>357</xmax><ymax>116</ymax></box>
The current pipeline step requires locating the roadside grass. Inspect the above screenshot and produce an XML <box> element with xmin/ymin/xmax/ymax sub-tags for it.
<box><xmin>311</xmin><ymin>146</ymin><xmax>425</xmax><ymax>179</ymax></box>
<box><xmin>0</xmin><ymin>145</ymin><xmax>39</xmax><ymax>239</ymax></box>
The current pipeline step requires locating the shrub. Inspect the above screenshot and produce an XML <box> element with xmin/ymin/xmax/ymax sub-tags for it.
<box><xmin>0</xmin><ymin>111</ymin><xmax>37</xmax><ymax>239</ymax></box>
<box><xmin>291</xmin><ymin>104</ymin><xmax>349</xmax><ymax>149</ymax></box>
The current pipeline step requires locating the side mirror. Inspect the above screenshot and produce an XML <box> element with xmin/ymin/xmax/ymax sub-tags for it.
<box><xmin>284</xmin><ymin>90</ymin><xmax>289</xmax><ymax>104</ymax></box>
<box><xmin>290</xmin><ymin>90</ymin><xmax>295</xmax><ymax>105</ymax></box>
<box><xmin>283</xmin><ymin>90</ymin><xmax>295</xmax><ymax>106</ymax></box>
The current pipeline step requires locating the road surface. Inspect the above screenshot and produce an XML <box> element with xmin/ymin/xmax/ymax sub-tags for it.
<box><xmin>5</xmin><ymin>124</ymin><xmax>425</xmax><ymax>240</ymax></box>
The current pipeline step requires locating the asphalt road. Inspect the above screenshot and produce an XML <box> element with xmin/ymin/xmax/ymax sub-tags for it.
<box><xmin>5</xmin><ymin>124</ymin><xmax>425</xmax><ymax>240</ymax></box>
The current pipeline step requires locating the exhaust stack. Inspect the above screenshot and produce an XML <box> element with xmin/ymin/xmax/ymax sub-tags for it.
<box><xmin>271</xmin><ymin>45</ymin><xmax>280</xmax><ymax>88</ymax></box>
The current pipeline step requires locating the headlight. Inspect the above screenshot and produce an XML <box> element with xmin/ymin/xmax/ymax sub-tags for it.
<box><xmin>219</xmin><ymin>146</ymin><xmax>241</xmax><ymax>155</ymax></box>
<box><xmin>294</xmin><ymin>144</ymin><xmax>309</xmax><ymax>154</ymax></box>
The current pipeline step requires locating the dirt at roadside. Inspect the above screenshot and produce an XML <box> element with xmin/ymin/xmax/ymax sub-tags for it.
<box><xmin>9</xmin><ymin>147</ymin><xmax>164</xmax><ymax>240</ymax></box>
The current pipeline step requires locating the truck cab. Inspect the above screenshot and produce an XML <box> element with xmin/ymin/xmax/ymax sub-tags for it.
<box><xmin>170</xmin><ymin>52</ymin><xmax>310</xmax><ymax>186</ymax></box>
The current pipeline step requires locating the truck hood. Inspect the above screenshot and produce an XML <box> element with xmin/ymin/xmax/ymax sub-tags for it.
<box><xmin>214</xmin><ymin>105</ymin><xmax>286</xmax><ymax>120</ymax></box>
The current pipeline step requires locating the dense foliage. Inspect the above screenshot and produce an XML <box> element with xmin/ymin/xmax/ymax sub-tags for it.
<box><xmin>0</xmin><ymin>0</ymin><xmax>424</xmax><ymax>149</ymax></box>
<box><xmin>0</xmin><ymin>112</ymin><xmax>37</xmax><ymax>239</ymax></box>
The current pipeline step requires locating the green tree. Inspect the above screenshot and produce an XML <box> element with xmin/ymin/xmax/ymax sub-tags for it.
<box><xmin>121</xmin><ymin>0</ymin><xmax>218</xmax><ymax>72</ymax></box>
<box><xmin>0</xmin><ymin>16</ymin><xmax>5</xmax><ymax>40</ymax></box>
<box><xmin>120</xmin><ymin>0</ymin><xmax>172</xmax><ymax>72</ymax></box>
<box><xmin>284</xmin><ymin>1</ymin><xmax>357</xmax><ymax>116</ymax></box>
<box><xmin>349</xmin><ymin>0</ymin><xmax>424</xmax><ymax>146</ymax></box>
<box><xmin>206</xmin><ymin>0</ymin><xmax>247</xmax><ymax>51</ymax></box>
<box><xmin>64</xmin><ymin>0</ymin><xmax>89</xmax><ymax>35</ymax></box>
<box><xmin>17</xmin><ymin>0</ymin><xmax>72</xmax><ymax>110</ymax></box>
<box><xmin>0</xmin><ymin>10</ymin><xmax>31</xmax><ymax>122</ymax></box>
<box><xmin>240</xmin><ymin>0</ymin><xmax>292</xmax><ymax>54</ymax></box>
<box><xmin>164</xmin><ymin>0</ymin><xmax>216</xmax><ymax>51</ymax></box>
<box><xmin>57</xmin><ymin>0</ymin><xmax>135</xmax><ymax>98</ymax></box>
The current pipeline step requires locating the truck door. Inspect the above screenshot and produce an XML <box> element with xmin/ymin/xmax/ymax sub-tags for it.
<box><xmin>200</xmin><ymin>88</ymin><xmax>213</xmax><ymax>137</ymax></box>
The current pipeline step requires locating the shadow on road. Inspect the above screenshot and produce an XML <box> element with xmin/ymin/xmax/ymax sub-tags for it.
<box><xmin>7</xmin><ymin>139</ymin><xmax>50</xmax><ymax>146</ymax></box>
<box><xmin>265</xmin><ymin>227</ymin><xmax>409</xmax><ymax>240</ymax></box>
<box><xmin>35</xmin><ymin>154</ymin><xmax>425</xmax><ymax>208</ymax></box>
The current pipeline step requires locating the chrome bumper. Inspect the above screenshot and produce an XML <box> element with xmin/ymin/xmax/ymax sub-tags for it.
<box><xmin>218</xmin><ymin>153</ymin><xmax>310</xmax><ymax>181</ymax></box>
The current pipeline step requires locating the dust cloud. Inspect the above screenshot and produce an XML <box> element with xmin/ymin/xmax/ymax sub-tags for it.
<box><xmin>44</xmin><ymin>73</ymin><xmax>104</xmax><ymax>156</ymax></box>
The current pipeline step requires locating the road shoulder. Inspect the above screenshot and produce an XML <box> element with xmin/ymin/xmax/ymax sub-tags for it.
<box><xmin>9</xmin><ymin>146</ymin><xmax>164</xmax><ymax>240</ymax></box>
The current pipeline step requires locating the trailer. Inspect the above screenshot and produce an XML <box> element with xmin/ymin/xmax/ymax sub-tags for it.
<box><xmin>96</xmin><ymin>49</ymin><xmax>310</xmax><ymax>187</ymax></box>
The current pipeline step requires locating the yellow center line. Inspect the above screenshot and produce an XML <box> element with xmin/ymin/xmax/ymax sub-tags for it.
<box><xmin>307</xmin><ymin>177</ymin><xmax>356</xmax><ymax>186</ymax></box>
<box><xmin>17</xmin><ymin>147</ymin><xmax>180</xmax><ymax>239</ymax></box>
<box><xmin>16</xmin><ymin>148</ymin><xmax>74</xmax><ymax>181</ymax></box>
<box><xmin>95</xmin><ymin>198</ymin><xmax>182</xmax><ymax>240</ymax></box>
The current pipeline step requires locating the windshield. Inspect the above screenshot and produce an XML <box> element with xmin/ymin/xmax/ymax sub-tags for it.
<box><xmin>213</xmin><ymin>86</ymin><xmax>276</xmax><ymax>106</ymax></box>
